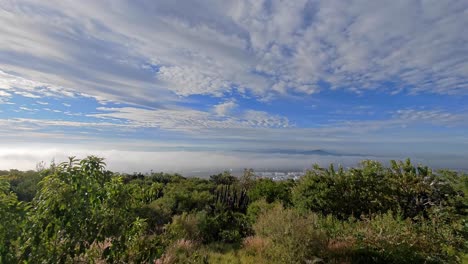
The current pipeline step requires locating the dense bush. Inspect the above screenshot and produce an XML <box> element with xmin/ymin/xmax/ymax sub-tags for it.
<box><xmin>248</xmin><ymin>178</ymin><xmax>294</xmax><ymax>205</ymax></box>
<box><xmin>17</xmin><ymin>157</ymin><xmax>157</xmax><ymax>263</ymax></box>
<box><xmin>292</xmin><ymin>159</ymin><xmax>465</xmax><ymax>220</ymax></box>
<box><xmin>252</xmin><ymin>204</ymin><xmax>327</xmax><ymax>263</ymax></box>
<box><xmin>0</xmin><ymin>156</ymin><xmax>466</xmax><ymax>263</ymax></box>
<box><xmin>200</xmin><ymin>210</ymin><xmax>252</xmax><ymax>244</ymax></box>
<box><xmin>2</xmin><ymin>169</ymin><xmax>44</xmax><ymax>201</ymax></box>
<box><xmin>154</xmin><ymin>178</ymin><xmax>214</xmax><ymax>216</ymax></box>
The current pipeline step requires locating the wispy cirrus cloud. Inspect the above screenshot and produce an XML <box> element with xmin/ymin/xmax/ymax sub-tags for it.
<box><xmin>393</xmin><ymin>109</ymin><xmax>467</xmax><ymax>126</ymax></box>
<box><xmin>91</xmin><ymin>106</ymin><xmax>291</xmax><ymax>130</ymax></box>
<box><xmin>0</xmin><ymin>70</ymin><xmax>77</xmax><ymax>99</ymax></box>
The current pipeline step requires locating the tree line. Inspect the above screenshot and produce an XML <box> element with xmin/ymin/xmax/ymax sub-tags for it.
<box><xmin>0</xmin><ymin>156</ymin><xmax>467</xmax><ymax>263</ymax></box>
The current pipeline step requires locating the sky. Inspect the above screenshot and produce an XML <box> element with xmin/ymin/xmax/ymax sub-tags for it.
<box><xmin>0</xmin><ymin>0</ymin><xmax>467</xmax><ymax>173</ymax></box>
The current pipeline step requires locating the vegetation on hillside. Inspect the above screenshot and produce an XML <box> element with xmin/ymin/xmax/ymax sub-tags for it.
<box><xmin>0</xmin><ymin>156</ymin><xmax>466</xmax><ymax>263</ymax></box>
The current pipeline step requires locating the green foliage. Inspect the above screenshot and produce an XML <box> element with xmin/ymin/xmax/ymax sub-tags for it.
<box><xmin>253</xmin><ymin>204</ymin><xmax>327</xmax><ymax>264</ymax></box>
<box><xmin>248</xmin><ymin>206</ymin><xmax>464</xmax><ymax>263</ymax></box>
<box><xmin>0</xmin><ymin>156</ymin><xmax>466</xmax><ymax>263</ymax></box>
<box><xmin>1</xmin><ymin>169</ymin><xmax>44</xmax><ymax>201</ymax></box>
<box><xmin>148</xmin><ymin>172</ymin><xmax>186</xmax><ymax>185</ymax></box>
<box><xmin>0</xmin><ymin>179</ymin><xmax>28</xmax><ymax>263</ymax></box>
<box><xmin>248</xmin><ymin>178</ymin><xmax>294</xmax><ymax>205</ymax></box>
<box><xmin>210</xmin><ymin>171</ymin><xmax>238</xmax><ymax>185</ymax></box>
<box><xmin>246</xmin><ymin>199</ymin><xmax>277</xmax><ymax>224</ymax></box>
<box><xmin>198</xmin><ymin>210</ymin><xmax>252</xmax><ymax>244</ymax></box>
<box><xmin>214</xmin><ymin>184</ymin><xmax>249</xmax><ymax>212</ymax></box>
<box><xmin>292</xmin><ymin>159</ymin><xmax>465</xmax><ymax>219</ymax></box>
<box><xmin>165</xmin><ymin>212</ymin><xmax>204</xmax><ymax>242</ymax></box>
<box><xmin>320</xmin><ymin>211</ymin><xmax>465</xmax><ymax>264</ymax></box>
<box><xmin>18</xmin><ymin>156</ymin><xmax>157</xmax><ymax>263</ymax></box>
<box><xmin>155</xmin><ymin>178</ymin><xmax>214</xmax><ymax>216</ymax></box>
<box><xmin>127</xmin><ymin>180</ymin><xmax>164</xmax><ymax>204</ymax></box>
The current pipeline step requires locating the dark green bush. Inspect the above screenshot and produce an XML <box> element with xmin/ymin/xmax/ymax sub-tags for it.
<box><xmin>293</xmin><ymin>159</ymin><xmax>465</xmax><ymax>220</ymax></box>
<box><xmin>248</xmin><ymin>178</ymin><xmax>294</xmax><ymax>205</ymax></box>
<box><xmin>199</xmin><ymin>210</ymin><xmax>252</xmax><ymax>244</ymax></box>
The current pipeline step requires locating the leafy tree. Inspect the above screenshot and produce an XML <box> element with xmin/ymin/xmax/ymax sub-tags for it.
<box><xmin>148</xmin><ymin>172</ymin><xmax>185</xmax><ymax>185</ymax></box>
<box><xmin>292</xmin><ymin>163</ymin><xmax>342</xmax><ymax>216</ymax></box>
<box><xmin>210</xmin><ymin>171</ymin><xmax>238</xmax><ymax>185</ymax></box>
<box><xmin>0</xmin><ymin>179</ymin><xmax>27</xmax><ymax>263</ymax></box>
<box><xmin>240</xmin><ymin>168</ymin><xmax>256</xmax><ymax>190</ymax></box>
<box><xmin>18</xmin><ymin>156</ymin><xmax>151</xmax><ymax>263</ymax></box>
<box><xmin>248</xmin><ymin>178</ymin><xmax>294</xmax><ymax>205</ymax></box>
<box><xmin>154</xmin><ymin>178</ymin><xmax>214</xmax><ymax>216</ymax></box>
<box><xmin>2</xmin><ymin>169</ymin><xmax>44</xmax><ymax>201</ymax></box>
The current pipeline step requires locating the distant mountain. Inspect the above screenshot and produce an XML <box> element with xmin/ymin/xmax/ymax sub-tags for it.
<box><xmin>236</xmin><ymin>148</ymin><xmax>367</xmax><ymax>157</ymax></box>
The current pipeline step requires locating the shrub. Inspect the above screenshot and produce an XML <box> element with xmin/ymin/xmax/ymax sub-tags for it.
<box><xmin>156</xmin><ymin>179</ymin><xmax>214</xmax><ymax>215</ymax></box>
<box><xmin>253</xmin><ymin>204</ymin><xmax>327</xmax><ymax>263</ymax></box>
<box><xmin>165</xmin><ymin>212</ymin><xmax>204</xmax><ymax>242</ymax></box>
<box><xmin>248</xmin><ymin>178</ymin><xmax>294</xmax><ymax>205</ymax></box>
<box><xmin>199</xmin><ymin>210</ymin><xmax>252</xmax><ymax>244</ymax></box>
<box><xmin>246</xmin><ymin>198</ymin><xmax>277</xmax><ymax>224</ymax></box>
<box><xmin>320</xmin><ymin>212</ymin><xmax>465</xmax><ymax>264</ymax></box>
<box><xmin>292</xmin><ymin>160</ymin><xmax>466</xmax><ymax>220</ymax></box>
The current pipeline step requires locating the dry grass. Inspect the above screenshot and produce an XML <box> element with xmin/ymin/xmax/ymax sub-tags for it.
<box><xmin>154</xmin><ymin>239</ymin><xmax>197</xmax><ymax>264</ymax></box>
<box><xmin>242</xmin><ymin>236</ymin><xmax>269</xmax><ymax>255</ymax></box>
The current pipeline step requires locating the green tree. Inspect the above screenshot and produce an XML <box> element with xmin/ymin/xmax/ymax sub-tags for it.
<box><xmin>0</xmin><ymin>179</ymin><xmax>27</xmax><ymax>263</ymax></box>
<box><xmin>153</xmin><ymin>178</ymin><xmax>214</xmax><ymax>216</ymax></box>
<box><xmin>248</xmin><ymin>178</ymin><xmax>294</xmax><ymax>205</ymax></box>
<box><xmin>19</xmin><ymin>156</ymin><xmax>150</xmax><ymax>263</ymax></box>
<box><xmin>210</xmin><ymin>171</ymin><xmax>238</xmax><ymax>185</ymax></box>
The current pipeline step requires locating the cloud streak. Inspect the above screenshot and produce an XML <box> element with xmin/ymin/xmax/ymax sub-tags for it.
<box><xmin>0</xmin><ymin>0</ymin><xmax>466</xmax><ymax>105</ymax></box>
<box><xmin>0</xmin><ymin>1</ymin><xmax>467</xmax><ymax>171</ymax></box>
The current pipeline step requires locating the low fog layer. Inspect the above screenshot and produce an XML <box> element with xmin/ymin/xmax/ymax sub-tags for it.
<box><xmin>1</xmin><ymin>146</ymin><xmax>466</xmax><ymax>175</ymax></box>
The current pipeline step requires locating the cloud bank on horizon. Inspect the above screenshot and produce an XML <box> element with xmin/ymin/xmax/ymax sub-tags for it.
<box><xmin>0</xmin><ymin>0</ymin><xmax>467</xmax><ymax>171</ymax></box>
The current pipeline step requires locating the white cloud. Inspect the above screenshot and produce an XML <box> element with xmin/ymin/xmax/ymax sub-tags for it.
<box><xmin>0</xmin><ymin>0</ymin><xmax>465</xmax><ymax>106</ymax></box>
<box><xmin>91</xmin><ymin>106</ymin><xmax>291</xmax><ymax>130</ymax></box>
<box><xmin>157</xmin><ymin>66</ymin><xmax>230</xmax><ymax>97</ymax></box>
<box><xmin>0</xmin><ymin>1</ymin><xmax>466</xmax><ymax>171</ymax></box>
<box><xmin>0</xmin><ymin>90</ymin><xmax>11</xmax><ymax>103</ymax></box>
<box><xmin>393</xmin><ymin>109</ymin><xmax>467</xmax><ymax>126</ymax></box>
<box><xmin>0</xmin><ymin>70</ymin><xmax>78</xmax><ymax>99</ymax></box>
<box><xmin>19</xmin><ymin>107</ymin><xmax>37</xmax><ymax>112</ymax></box>
<box><xmin>213</xmin><ymin>100</ymin><xmax>238</xmax><ymax>116</ymax></box>
<box><xmin>14</xmin><ymin>91</ymin><xmax>41</xmax><ymax>98</ymax></box>
<box><xmin>0</xmin><ymin>90</ymin><xmax>10</xmax><ymax>97</ymax></box>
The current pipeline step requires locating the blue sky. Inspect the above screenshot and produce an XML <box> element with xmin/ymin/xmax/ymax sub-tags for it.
<box><xmin>0</xmin><ymin>0</ymin><xmax>467</xmax><ymax>172</ymax></box>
